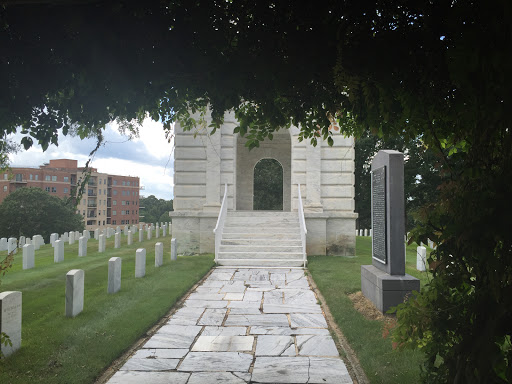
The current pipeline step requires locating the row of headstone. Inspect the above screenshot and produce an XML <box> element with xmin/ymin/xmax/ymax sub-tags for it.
<box><xmin>356</xmin><ymin>229</ymin><xmax>372</xmax><ymax>237</ymax></box>
<box><xmin>1</xmin><ymin>240</ymin><xmax>179</xmax><ymax>357</ymax></box>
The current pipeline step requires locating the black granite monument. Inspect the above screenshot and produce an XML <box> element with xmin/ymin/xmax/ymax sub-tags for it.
<box><xmin>361</xmin><ymin>150</ymin><xmax>420</xmax><ymax>312</ymax></box>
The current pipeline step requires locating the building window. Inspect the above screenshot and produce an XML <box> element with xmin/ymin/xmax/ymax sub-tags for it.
<box><xmin>99</xmin><ymin>179</ymin><xmax>102</xmax><ymax>185</ymax></box>
<box><xmin>3</xmin><ymin>186</ymin><xmax>7</xmax><ymax>192</ymax></box>
<box><xmin>83</xmin><ymin>210</ymin><xmax>86</xmax><ymax>216</ymax></box>
<box><xmin>99</xmin><ymin>189</ymin><xmax>101</xmax><ymax>195</ymax></box>
<box><xmin>113</xmin><ymin>210</ymin><xmax>116</xmax><ymax>215</ymax></box>
<box><xmin>64</xmin><ymin>176</ymin><xmax>69</xmax><ymax>182</ymax></box>
<box><xmin>15</xmin><ymin>174</ymin><xmax>22</xmax><ymax>182</ymax></box>
<box><xmin>29</xmin><ymin>174</ymin><xmax>33</xmax><ymax>180</ymax></box>
<box><xmin>52</xmin><ymin>175</ymin><xmax>57</xmax><ymax>181</ymax></box>
<box><xmin>35</xmin><ymin>175</ymin><xmax>39</xmax><ymax>180</ymax></box>
<box><xmin>45</xmin><ymin>175</ymin><xmax>51</xmax><ymax>181</ymax></box>
<box><xmin>113</xmin><ymin>200</ymin><xmax>117</xmax><ymax>206</ymax></box>
<box><xmin>112</xmin><ymin>220</ymin><xmax>116</xmax><ymax>225</ymax></box>
<box><xmin>64</xmin><ymin>188</ymin><xmax>68</xmax><ymax>193</ymax></box>
<box><xmin>103</xmin><ymin>210</ymin><xmax>105</xmax><ymax>215</ymax></box>
<box><xmin>121</xmin><ymin>210</ymin><xmax>125</xmax><ymax>215</ymax></box>
<box><xmin>104</xmin><ymin>189</ymin><xmax>106</xmax><ymax>195</ymax></box>
<box><xmin>3</xmin><ymin>174</ymin><xmax>7</xmax><ymax>180</ymax></box>
<box><xmin>127</xmin><ymin>181</ymin><xmax>130</xmax><ymax>186</ymax></box>
<box><xmin>45</xmin><ymin>186</ymin><xmax>50</xmax><ymax>192</ymax></box>
<box><xmin>113</xmin><ymin>190</ymin><xmax>117</xmax><ymax>195</ymax></box>
<box><xmin>113</xmin><ymin>180</ymin><xmax>117</xmax><ymax>185</ymax></box>
<box><xmin>121</xmin><ymin>201</ymin><xmax>126</xmax><ymax>205</ymax></box>
<box><xmin>51</xmin><ymin>187</ymin><xmax>57</xmax><ymax>193</ymax></box>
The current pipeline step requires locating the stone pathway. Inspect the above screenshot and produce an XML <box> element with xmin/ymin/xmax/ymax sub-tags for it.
<box><xmin>107</xmin><ymin>268</ymin><xmax>353</xmax><ymax>383</ymax></box>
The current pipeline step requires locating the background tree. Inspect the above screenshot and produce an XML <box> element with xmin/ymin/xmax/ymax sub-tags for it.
<box><xmin>1</xmin><ymin>1</ymin><xmax>511</xmax><ymax>381</ymax></box>
<box><xmin>139</xmin><ymin>195</ymin><xmax>173</xmax><ymax>225</ymax></box>
<box><xmin>0</xmin><ymin>187</ymin><xmax>84</xmax><ymax>242</ymax></box>
<box><xmin>355</xmin><ymin>133</ymin><xmax>442</xmax><ymax>232</ymax></box>
<box><xmin>253</xmin><ymin>159</ymin><xmax>284</xmax><ymax>210</ymax></box>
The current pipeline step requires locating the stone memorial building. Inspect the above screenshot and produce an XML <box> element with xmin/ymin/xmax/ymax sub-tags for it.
<box><xmin>170</xmin><ymin>110</ymin><xmax>357</xmax><ymax>263</ymax></box>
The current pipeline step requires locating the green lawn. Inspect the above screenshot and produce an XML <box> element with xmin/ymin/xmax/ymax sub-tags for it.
<box><xmin>0</xmin><ymin>235</ymin><xmax>214</xmax><ymax>384</ymax></box>
<box><xmin>308</xmin><ymin>237</ymin><xmax>431</xmax><ymax>384</ymax></box>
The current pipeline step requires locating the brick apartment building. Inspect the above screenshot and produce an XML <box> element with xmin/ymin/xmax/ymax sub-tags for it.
<box><xmin>0</xmin><ymin>159</ymin><xmax>141</xmax><ymax>230</ymax></box>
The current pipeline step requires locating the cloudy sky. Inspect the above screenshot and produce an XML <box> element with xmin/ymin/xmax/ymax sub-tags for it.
<box><xmin>8</xmin><ymin>118</ymin><xmax>175</xmax><ymax>200</ymax></box>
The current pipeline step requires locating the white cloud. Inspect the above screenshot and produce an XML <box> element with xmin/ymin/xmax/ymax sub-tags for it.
<box><xmin>8</xmin><ymin>118</ymin><xmax>175</xmax><ymax>199</ymax></box>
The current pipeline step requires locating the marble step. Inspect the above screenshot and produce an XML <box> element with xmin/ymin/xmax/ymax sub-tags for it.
<box><xmin>228</xmin><ymin>211</ymin><xmax>297</xmax><ymax>218</ymax></box>
<box><xmin>225</xmin><ymin>218</ymin><xmax>299</xmax><ymax>225</ymax></box>
<box><xmin>217</xmin><ymin>252</ymin><xmax>304</xmax><ymax>259</ymax></box>
<box><xmin>221</xmin><ymin>233</ymin><xmax>301</xmax><ymax>240</ymax></box>
<box><xmin>223</xmin><ymin>226</ymin><xmax>300</xmax><ymax>234</ymax></box>
<box><xmin>221</xmin><ymin>239</ymin><xmax>303</xmax><ymax>246</ymax></box>
<box><xmin>219</xmin><ymin>245</ymin><xmax>304</xmax><ymax>253</ymax></box>
<box><xmin>216</xmin><ymin>258</ymin><xmax>306</xmax><ymax>267</ymax></box>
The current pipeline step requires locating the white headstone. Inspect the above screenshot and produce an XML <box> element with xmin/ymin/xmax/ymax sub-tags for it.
<box><xmin>75</xmin><ymin>231</ymin><xmax>80</xmax><ymax>240</ymax></box>
<box><xmin>116</xmin><ymin>226</ymin><xmax>121</xmax><ymax>234</ymax></box>
<box><xmin>0</xmin><ymin>238</ymin><xmax>7</xmax><ymax>251</ymax></box>
<box><xmin>171</xmin><ymin>238</ymin><xmax>177</xmax><ymax>261</ymax></box>
<box><xmin>124</xmin><ymin>225</ymin><xmax>129</xmax><ymax>235</ymax></box>
<box><xmin>62</xmin><ymin>232</ymin><xmax>69</xmax><ymax>242</ymax></box>
<box><xmin>108</xmin><ymin>257</ymin><xmax>122</xmax><ymax>294</ymax></box>
<box><xmin>50</xmin><ymin>233</ymin><xmax>58</xmax><ymax>246</ymax></box>
<box><xmin>54</xmin><ymin>240</ymin><xmax>64</xmax><ymax>263</ymax></box>
<box><xmin>69</xmin><ymin>231</ymin><xmax>75</xmax><ymax>245</ymax></box>
<box><xmin>155</xmin><ymin>224</ymin><xmax>160</xmax><ymax>238</ymax></box>
<box><xmin>83</xmin><ymin>230</ymin><xmax>90</xmax><ymax>240</ymax></box>
<box><xmin>18</xmin><ymin>236</ymin><xmax>25</xmax><ymax>247</ymax></box>
<box><xmin>7</xmin><ymin>237</ymin><xmax>17</xmax><ymax>254</ymax></box>
<box><xmin>94</xmin><ymin>229</ymin><xmax>99</xmax><ymax>240</ymax></box>
<box><xmin>78</xmin><ymin>236</ymin><xmax>87</xmax><ymax>257</ymax></box>
<box><xmin>65</xmin><ymin>269</ymin><xmax>84</xmax><ymax>317</ymax></box>
<box><xmin>22</xmin><ymin>244</ymin><xmax>34</xmax><ymax>270</ymax></box>
<box><xmin>355</xmin><ymin>230</ymin><xmax>358</xmax><ymax>236</ymax></box>
<box><xmin>135</xmin><ymin>248</ymin><xmax>146</xmax><ymax>278</ymax></box>
<box><xmin>364</xmin><ymin>229</ymin><xmax>368</xmax><ymax>237</ymax></box>
<box><xmin>370</xmin><ymin>229</ymin><xmax>373</xmax><ymax>237</ymax></box>
<box><xmin>138</xmin><ymin>229</ymin><xmax>143</xmax><ymax>243</ymax></box>
<box><xmin>127</xmin><ymin>230</ymin><xmax>133</xmax><ymax>245</ymax></box>
<box><xmin>358</xmin><ymin>229</ymin><xmax>363</xmax><ymax>237</ymax></box>
<box><xmin>416</xmin><ymin>246</ymin><xmax>427</xmax><ymax>271</ymax></box>
<box><xmin>98</xmin><ymin>234</ymin><xmax>106</xmax><ymax>253</ymax></box>
<box><xmin>0</xmin><ymin>291</ymin><xmax>22</xmax><ymax>357</ymax></box>
<box><xmin>169</xmin><ymin>223</ymin><xmax>172</xmax><ymax>237</ymax></box>
<box><xmin>162</xmin><ymin>224</ymin><xmax>167</xmax><ymax>237</ymax></box>
<box><xmin>147</xmin><ymin>227</ymin><xmax>152</xmax><ymax>240</ymax></box>
<box><xmin>155</xmin><ymin>242</ymin><xmax>163</xmax><ymax>267</ymax></box>
<box><xmin>114</xmin><ymin>233</ymin><xmax>120</xmax><ymax>249</ymax></box>
<box><xmin>25</xmin><ymin>238</ymin><xmax>31</xmax><ymax>246</ymax></box>
<box><xmin>106</xmin><ymin>228</ymin><xmax>112</xmax><ymax>239</ymax></box>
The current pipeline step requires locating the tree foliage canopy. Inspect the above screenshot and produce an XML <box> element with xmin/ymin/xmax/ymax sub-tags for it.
<box><xmin>355</xmin><ymin>133</ymin><xmax>442</xmax><ymax>232</ymax></box>
<box><xmin>139</xmin><ymin>195</ymin><xmax>173</xmax><ymax>225</ymax></box>
<box><xmin>0</xmin><ymin>187</ymin><xmax>84</xmax><ymax>241</ymax></box>
<box><xmin>1</xmin><ymin>1</ymin><xmax>512</xmax><ymax>382</ymax></box>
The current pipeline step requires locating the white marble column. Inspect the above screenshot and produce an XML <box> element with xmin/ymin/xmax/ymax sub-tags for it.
<box><xmin>305</xmin><ymin>141</ymin><xmax>323</xmax><ymax>212</ymax></box>
<box><xmin>203</xmin><ymin>130</ymin><xmax>222</xmax><ymax>211</ymax></box>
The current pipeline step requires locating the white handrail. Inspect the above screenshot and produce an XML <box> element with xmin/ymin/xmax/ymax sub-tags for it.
<box><xmin>297</xmin><ymin>184</ymin><xmax>308</xmax><ymax>267</ymax></box>
<box><xmin>213</xmin><ymin>183</ymin><xmax>228</xmax><ymax>263</ymax></box>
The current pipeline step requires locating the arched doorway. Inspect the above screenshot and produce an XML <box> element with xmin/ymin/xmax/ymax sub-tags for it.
<box><xmin>253</xmin><ymin>159</ymin><xmax>283</xmax><ymax>210</ymax></box>
<box><xmin>235</xmin><ymin>131</ymin><xmax>291</xmax><ymax>211</ymax></box>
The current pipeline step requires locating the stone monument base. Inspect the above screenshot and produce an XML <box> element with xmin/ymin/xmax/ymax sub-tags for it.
<box><xmin>361</xmin><ymin>265</ymin><xmax>420</xmax><ymax>313</ymax></box>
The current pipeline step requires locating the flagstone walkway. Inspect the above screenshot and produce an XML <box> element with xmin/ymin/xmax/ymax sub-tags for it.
<box><xmin>107</xmin><ymin>267</ymin><xmax>353</xmax><ymax>384</ymax></box>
